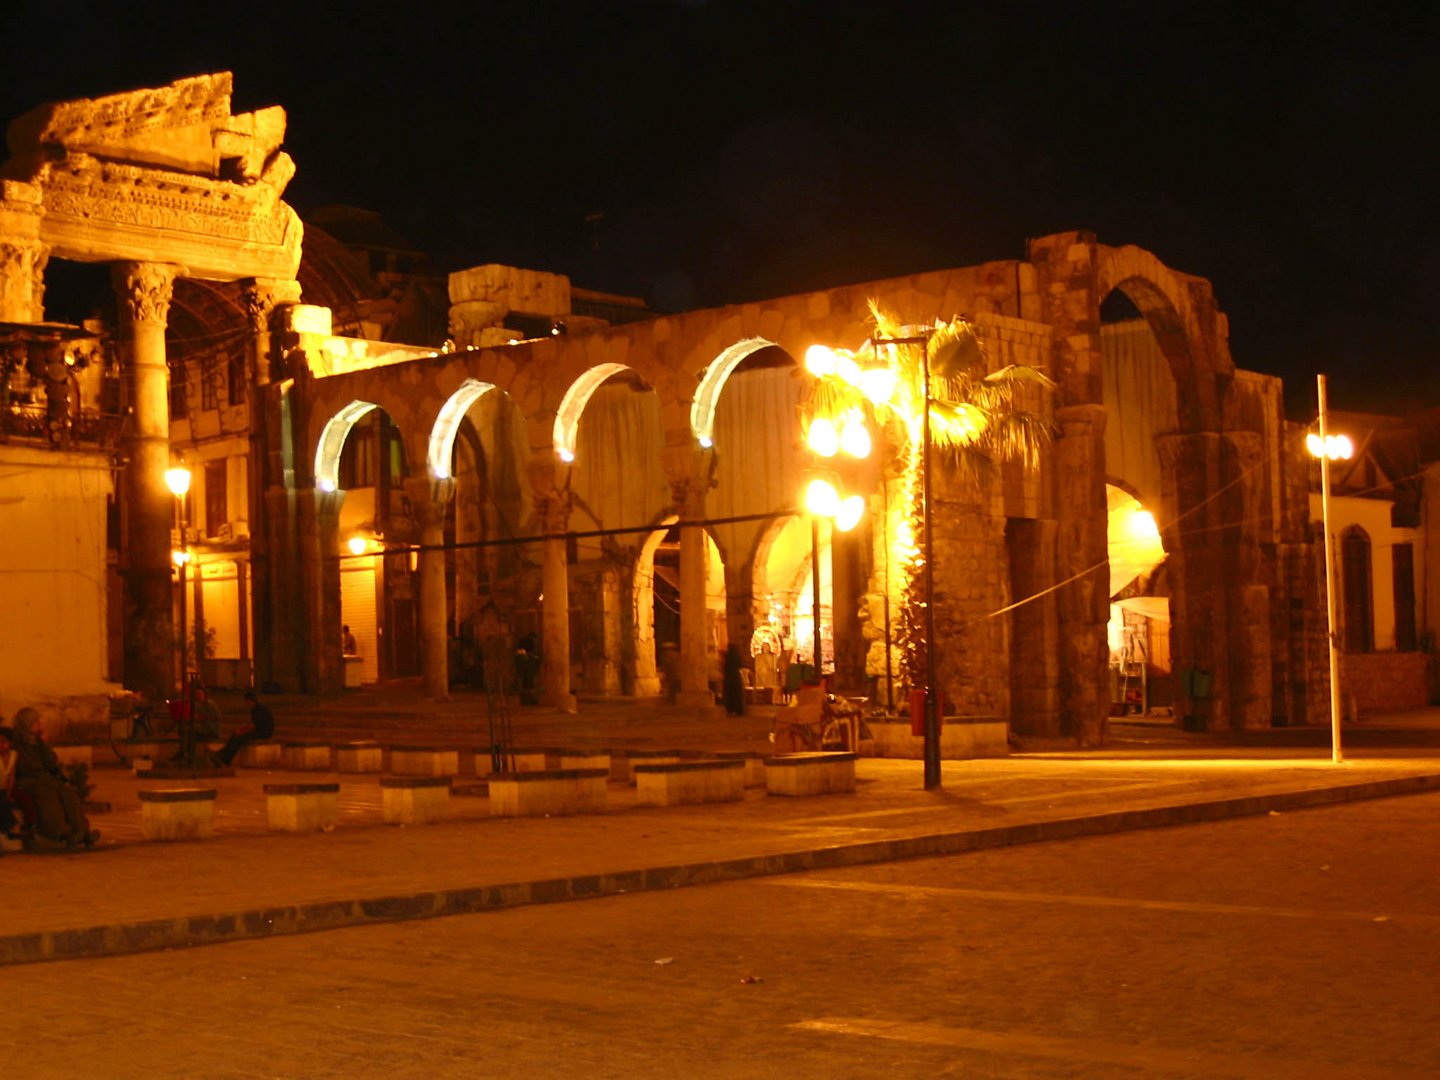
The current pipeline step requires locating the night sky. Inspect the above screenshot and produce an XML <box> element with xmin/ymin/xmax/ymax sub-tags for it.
<box><xmin>6</xmin><ymin>0</ymin><xmax>1436</xmax><ymax>417</ymax></box>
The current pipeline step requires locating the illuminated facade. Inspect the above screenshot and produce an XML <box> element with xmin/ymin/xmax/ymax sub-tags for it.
<box><xmin>2</xmin><ymin>74</ymin><xmax>1344</xmax><ymax>743</ymax></box>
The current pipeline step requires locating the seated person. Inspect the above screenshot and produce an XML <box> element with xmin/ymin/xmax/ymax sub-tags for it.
<box><xmin>10</xmin><ymin>708</ymin><xmax>99</xmax><ymax>850</ymax></box>
<box><xmin>213</xmin><ymin>690</ymin><xmax>276</xmax><ymax>766</ymax></box>
<box><xmin>192</xmin><ymin>687</ymin><xmax>223</xmax><ymax>741</ymax></box>
<box><xmin>0</xmin><ymin>726</ymin><xmax>19</xmax><ymax>841</ymax></box>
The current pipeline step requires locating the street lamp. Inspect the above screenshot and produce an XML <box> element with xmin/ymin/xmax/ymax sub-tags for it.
<box><xmin>872</xmin><ymin>330</ymin><xmax>941</xmax><ymax>789</ymax></box>
<box><xmin>802</xmin><ymin>476</ymin><xmax>865</xmax><ymax>681</ymax></box>
<box><xmin>1308</xmin><ymin>375</ymin><xmax>1352</xmax><ymax>765</ymax></box>
<box><xmin>165</xmin><ymin>465</ymin><xmax>192</xmax><ymax>698</ymax></box>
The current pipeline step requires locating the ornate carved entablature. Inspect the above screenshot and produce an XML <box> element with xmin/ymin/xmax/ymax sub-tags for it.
<box><xmin>0</xmin><ymin>72</ymin><xmax>302</xmax><ymax>284</ymax></box>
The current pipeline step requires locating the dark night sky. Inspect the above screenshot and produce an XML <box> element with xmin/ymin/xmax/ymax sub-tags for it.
<box><xmin>6</xmin><ymin>0</ymin><xmax>1437</xmax><ymax>417</ymax></box>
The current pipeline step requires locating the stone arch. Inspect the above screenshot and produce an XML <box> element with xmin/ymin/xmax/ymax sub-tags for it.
<box><xmin>1096</xmin><ymin>244</ymin><xmax>1232</xmax><ymax>432</ymax></box>
<box><xmin>429</xmin><ymin>378</ymin><xmax>498</xmax><ymax>479</ymax></box>
<box><xmin>554</xmin><ymin>362</ymin><xmax>630</xmax><ymax>461</ymax></box>
<box><xmin>629</xmin><ymin>514</ymin><xmax>680</xmax><ymax>695</ymax></box>
<box><xmin>691</xmin><ymin>337</ymin><xmax>778</xmax><ymax>447</ymax></box>
<box><xmin>315</xmin><ymin>399</ymin><xmax>379</xmax><ymax>492</ymax></box>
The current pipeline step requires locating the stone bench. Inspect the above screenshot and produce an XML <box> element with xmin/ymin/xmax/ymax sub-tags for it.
<box><xmin>381</xmin><ymin>775</ymin><xmax>451</xmax><ymax>825</ymax></box>
<box><xmin>50</xmin><ymin>742</ymin><xmax>94</xmax><ymax>768</ymax></box>
<box><xmin>138</xmin><ymin>787</ymin><xmax>216</xmax><ymax>840</ymax></box>
<box><xmin>713</xmin><ymin>750</ymin><xmax>767</xmax><ymax>786</ymax></box>
<box><xmin>488</xmin><ymin>768</ymin><xmax>609</xmax><ymax>817</ymax></box>
<box><xmin>388</xmin><ymin>745</ymin><xmax>459</xmax><ymax>777</ymax></box>
<box><xmin>634</xmin><ymin>758</ymin><xmax>745</xmax><ymax>807</ymax></box>
<box><xmin>282</xmin><ymin>741</ymin><xmax>333</xmax><ymax>771</ymax></box>
<box><xmin>501</xmin><ymin>746</ymin><xmax>557</xmax><ymax>773</ymax></box>
<box><xmin>263</xmin><ymin>782</ymin><xmax>339</xmax><ymax>832</ymax></box>
<box><xmin>554</xmin><ymin>748</ymin><xmax>611</xmax><ymax>772</ymax></box>
<box><xmin>237</xmin><ymin>740</ymin><xmax>283</xmax><ymax>768</ymax></box>
<box><xmin>336</xmin><ymin>740</ymin><xmax>383</xmax><ymax>773</ymax></box>
<box><xmin>764</xmin><ymin>751</ymin><xmax>857</xmax><ymax>796</ymax></box>
<box><xmin>614</xmin><ymin>748</ymin><xmax>689</xmax><ymax>784</ymax></box>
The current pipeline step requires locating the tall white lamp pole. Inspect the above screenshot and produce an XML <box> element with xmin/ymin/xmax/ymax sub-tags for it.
<box><xmin>1314</xmin><ymin>375</ymin><xmax>1344</xmax><ymax>764</ymax></box>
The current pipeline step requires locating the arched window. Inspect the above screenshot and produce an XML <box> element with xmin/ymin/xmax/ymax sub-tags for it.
<box><xmin>1340</xmin><ymin>526</ymin><xmax>1373</xmax><ymax>653</ymax></box>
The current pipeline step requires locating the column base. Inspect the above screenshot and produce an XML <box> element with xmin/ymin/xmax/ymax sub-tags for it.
<box><xmin>676</xmin><ymin>690</ymin><xmax>722</xmax><ymax>717</ymax></box>
<box><xmin>540</xmin><ymin>691</ymin><xmax>579</xmax><ymax>714</ymax></box>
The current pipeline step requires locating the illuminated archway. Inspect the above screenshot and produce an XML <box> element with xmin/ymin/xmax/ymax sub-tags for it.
<box><xmin>429</xmin><ymin>378</ymin><xmax>497</xmax><ymax>480</ymax></box>
<box><xmin>553</xmin><ymin>363</ymin><xmax>629</xmax><ymax>461</ymax></box>
<box><xmin>314</xmin><ymin>399</ymin><xmax>378</xmax><ymax>492</ymax></box>
<box><xmin>691</xmin><ymin>337</ymin><xmax>776</xmax><ymax>448</ymax></box>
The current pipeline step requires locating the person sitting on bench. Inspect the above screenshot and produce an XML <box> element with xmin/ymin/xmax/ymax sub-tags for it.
<box><xmin>213</xmin><ymin>690</ymin><xmax>276</xmax><ymax>766</ymax></box>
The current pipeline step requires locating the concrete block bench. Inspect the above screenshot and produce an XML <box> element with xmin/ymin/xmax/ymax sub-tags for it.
<box><xmin>381</xmin><ymin>775</ymin><xmax>451</xmax><ymax>825</ymax></box>
<box><xmin>615</xmin><ymin>748</ymin><xmax>689</xmax><ymax>784</ymax></box>
<box><xmin>502</xmin><ymin>746</ymin><xmax>557</xmax><ymax>773</ymax></box>
<box><xmin>634</xmin><ymin>758</ymin><xmax>745</xmax><ymax>807</ymax></box>
<box><xmin>488</xmin><ymin>768</ymin><xmax>609</xmax><ymax>817</ymax></box>
<box><xmin>336</xmin><ymin>740</ymin><xmax>383</xmax><ymax>773</ymax></box>
<box><xmin>764</xmin><ymin>751</ymin><xmax>857</xmax><ymax>796</ymax></box>
<box><xmin>282</xmin><ymin>741</ymin><xmax>333</xmax><ymax>771</ymax></box>
<box><xmin>554</xmin><ymin>748</ymin><xmax>611</xmax><ymax>772</ymax></box>
<box><xmin>138</xmin><ymin>787</ymin><xmax>216</xmax><ymax>840</ymax></box>
<box><xmin>713</xmin><ymin>750</ymin><xmax>766</xmax><ymax>786</ymax></box>
<box><xmin>51</xmin><ymin>742</ymin><xmax>94</xmax><ymax>768</ymax></box>
<box><xmin>388</xmin><ymin>745</ymin><xmax>459</xmax><ymax>777</ymax></box>
<box><xmin>264</xmin><ymin>782</ymin><xmax>339</xmax><ymax>832</ymax></box>
<box><xmin>237</xmin><ymin>740</ymin><xmax>282</xmax><ymax>768</ymax></box>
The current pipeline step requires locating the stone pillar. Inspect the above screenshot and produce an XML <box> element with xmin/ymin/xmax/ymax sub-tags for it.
<box><xmin>1054</xmin><ymin>404</ymin><xmax>1110</xmax><ymax>745</ymax></box>
<box><xmin>673</xmin><ymin>476</ymin><xmax>715</xmax><ymax>710</ymax></box>
<box><xmin>536</xmin><ymin>490</ymin><xmax>577</xmax><ymax>712</ymax></box>
<box><xmin>406</xmin><ymin>475</ymin><xmax>454</xmax><ymax>701</ymax></box>
<box><xmin>0</xmin><ymin>238</ymin><xmax>48</xmax><ymax>323</ymax></box>
<box><xmin>1007</xmin><ymin>518</ymin><xmax>1062</xmax><ymax>737</ymax></box>
<box><xmin>114</xmin><ymin>261</ymin><xmax>179</xmax><ymax>700</ymax></box>
<box><xmin>830</xmin><ymin>525</ymin><xmax>866</xmax><ymax>694</ymax></box>
<box><xmin>598</xmin><ymin>567</ymin><xmax>623</xmax><ymax>695</ymax></box>
<box><xmin>0</xmin><ymin>181</ymin><xmax>49</xmax><ymax>322</ymax></box>
<box><xmin>298</xmin><ymin>488</ymin><xmax>345</xmax><ymax>693</ymax></box>
<box><xmin>242</xmin><ymin>278</ymin><xmax>301</xmax><ymax>690</ymax></box>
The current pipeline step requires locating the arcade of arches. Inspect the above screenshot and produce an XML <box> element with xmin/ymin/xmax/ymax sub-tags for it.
<box><xmin>1</xmin><ymin>74</ymin><xmax>1332</xmax><ymax>743</ymax></box>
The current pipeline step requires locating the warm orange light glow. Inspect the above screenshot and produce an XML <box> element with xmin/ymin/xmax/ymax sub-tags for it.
<box><xmin>807</xmin><ymin>417</ymin><xmax>840</xmax><ymax>457</ymax></box>
<box><xmin>172</xmin><ymin>549</ymin><xmax>190</xmax><ymax>567</ymax></box>
<box><xmin>805</xmin><ymin>344</ymin><xmax>839</xmax><ymax>378</ymax></box>
<box><xmin>835</xmin><ymin>495</ymin><xmax>865</xmax><ymax>532</ymax></box>
<box><xmin>1306</xmin><ymin>432</ymin><xmax>1353</xmax><ymax>461</ymax></box>
<box><xmin>859</xmin><ymin>365</ymin><xmax>897</xmax><ymax>405</ymax></box>
<box><xmin>804</xmin><ymin>478</ymin><xmax>841</xmax><ymax>517</ymax></box>
<box><xmin>347</xmin><ymin>536</ymin><xmax>368</xmax><ymax>556</ymax></box>
<box><xmin>839</xmin><ymin>415</ymin><xmax>871</xmax><ymax>459</ymax></box>
<box><xmin>164</xmin><ymin>467</ymin><xmax>191</xmax><ymax>498</ymax></box>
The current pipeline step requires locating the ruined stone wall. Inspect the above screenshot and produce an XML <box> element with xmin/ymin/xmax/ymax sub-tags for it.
<box><xmin>1343</xmin><ymin>651</ymin><xmax>1430</xmax><ymax>712</ymax></box>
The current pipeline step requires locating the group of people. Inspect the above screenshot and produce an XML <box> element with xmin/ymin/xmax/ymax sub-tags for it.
<box><xmin>0</xmin><ymin>707</ymin><xmax>99</xmax><ymax>851</ymax></box>
<box><xmin>0</xmin><ymin>689</ymin><xmax>279</xmax><ymax>853</ymax></box>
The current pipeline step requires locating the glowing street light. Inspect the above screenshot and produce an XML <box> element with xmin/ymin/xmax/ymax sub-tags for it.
<box><xmin>1309</xmin><ymin>374</ymin><xmax>1351</xmax><ymax>764</ymax></box>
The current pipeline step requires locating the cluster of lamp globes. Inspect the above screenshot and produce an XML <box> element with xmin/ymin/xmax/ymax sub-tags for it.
<box><xmin>802</xmin><ymin>344</ymin><xmax>891</xmax><ymax>534</ymax></box>
<box><xmin>165</xmin><ymin>466</ymin><xmax>192</xmax><ymax>567</ymax></box>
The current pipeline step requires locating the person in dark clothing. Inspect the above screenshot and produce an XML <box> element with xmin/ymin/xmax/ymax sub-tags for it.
<box><xmin>10</xmin><ymin>708</ymin><xmax>98</xmax><ymax>850</ymax></box>
<box><xmin>213</xmin><ymin>690</ymin><xmax>275</xmax><ymax>766</ymax></box>
<box><xmin>722</xmin><ymin>643</ymin><xmax>747</xmax><ymax>716</ymax></box>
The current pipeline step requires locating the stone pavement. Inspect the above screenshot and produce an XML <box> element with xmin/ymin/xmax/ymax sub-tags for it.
<box><xmin>6</xmin><ymin>692</ymin><xmax>1440</xmax><ymax>967</ymax></box>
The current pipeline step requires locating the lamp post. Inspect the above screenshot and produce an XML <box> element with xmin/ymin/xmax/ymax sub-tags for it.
<box><xmin>165</xmin><ymin>465</ymin><xmax>192</xmax><ymax>698</ymax></box>
<box><xmin>872</xmin><ymin>331</ymin><xmax>940</xmax><ymax>789</ymax></box>
<box><xmin>802</xmin><ymin>477</ymin><xmax>865</xmax><ymax>681</ymax></box>
<box><xmin>1307</xmin><ymin>375</ymin><xmax>1353</xmax><ymax>765</ymax></box>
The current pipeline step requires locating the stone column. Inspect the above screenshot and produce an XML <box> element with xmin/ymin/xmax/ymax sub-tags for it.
<box><xmin>0</xmin><ymin>181</ymin><xmax>49</xmax><ymax>322</ymax></box>
<box><xmin>241</xmin><ymin>278</ymin><xmax>301</xmax><ymax>691</ymax></box>
<box><xmin>536</xmin><ymin>490</ymin><xmax>577</xmax><ymax>712</ymax></box>
<box><xmin>673</xmin><ymin>476</ymin><xmax>715</xmax><ymax>710</ymax></box>
<box><xmin>1054</xmin><ymin>404</ymin><xmax>1110</xmax><ymax>746</ymax></box>
<box><xmin>113</xmin><ymin>261</ymin><xmax>179</xmax><ymax>700</ymax></box>
<box><xmin>298</xmin><ymin>488</ymin><xmax>345</xmax><ymax>693</ymax></box>
<box><xmin>0</xmin><ymin>238</ymin><xmax>49</xmax><ymax>323</ymax></box>
<box><xmin>406</xmin><ymin>475</ymin><xmax>455</xmax><ymax>701</ymax></box>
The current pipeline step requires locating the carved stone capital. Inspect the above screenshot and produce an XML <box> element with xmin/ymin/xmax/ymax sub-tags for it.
<box><xmin>242</xmin><ymin>277</ymin><xmax>302</xmax><ymax>333</ymax></box>
<box><xmin>668</xmin><ymin>476</ymin><xmax>707</xmax><ymax>517</ymax></box>
<box><xmin>0</xmin><ymin>238</ymin><xmax>51</xmax><ymax>321</ymax></box>
<box><xmin>535</xmin><ymin>491</ymin><xmax>573</xmax><ymax>534</ymax></box>
<box><xmin>112</xmin><ymin>261</ymin><xmax>178</xmax><ymax>326</ymax></box>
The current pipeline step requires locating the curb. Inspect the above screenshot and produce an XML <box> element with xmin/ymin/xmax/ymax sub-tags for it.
<box><xmin>4</xmin><ymin>772</ymin><xmax>1438</xmax><ymax>967</ymax></box>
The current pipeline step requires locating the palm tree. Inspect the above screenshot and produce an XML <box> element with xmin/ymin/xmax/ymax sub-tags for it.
<box><xmin>802</xmin><ymin>301</ymin><xmax>1055</xmax><ymax>696</ymax></box>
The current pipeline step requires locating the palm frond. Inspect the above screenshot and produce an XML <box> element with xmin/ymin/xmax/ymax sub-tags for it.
<box><xmin>927</xmin><ymin>317</ymin><xmax>984</xmax><ymax>381</ymax></box>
